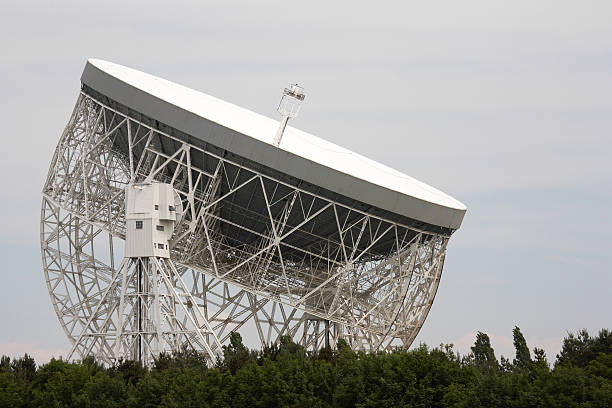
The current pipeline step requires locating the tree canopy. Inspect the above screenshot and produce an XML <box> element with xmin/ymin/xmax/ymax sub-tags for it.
<box><xmin>0</xmin><ymin>327</ymin><xmax>611</xmax><ymax>407</ymax></box>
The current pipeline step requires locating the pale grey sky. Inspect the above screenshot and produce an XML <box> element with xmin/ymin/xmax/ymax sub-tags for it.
<box><xmin>1</xmin><ymin>0</ymin><xmax>610</xmax><ymax>362</ymax></box>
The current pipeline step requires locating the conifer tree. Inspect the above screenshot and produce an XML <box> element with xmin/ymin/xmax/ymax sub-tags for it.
<box><xmin>533</xmin><ymin>347</ymin><xmax>549</xmax><ymax>370</ymax></box>
<box><xmin>220</xmin><ymin>332</ymin><xmax>251</xmax><ymax>374</ymax></box>
<box><xmin>471</xmin><ymin>332</ymin><xmax>498</xmax><ymax>371</ymax></box>
<box><xmin>512</xmin><ymin>326</ymin><xmax>532</xmax><ymax>370</ymax></box>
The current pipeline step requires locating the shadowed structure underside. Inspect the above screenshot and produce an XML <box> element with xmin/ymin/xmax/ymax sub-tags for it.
<box><xmin>40</xmin><ymin>61</ymin><xmax>464</xmax><ymax>366</ymax></box>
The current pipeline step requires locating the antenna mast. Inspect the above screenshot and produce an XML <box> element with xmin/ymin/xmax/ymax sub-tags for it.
<box><xmin>273</xmin><ymin>84</ymin><xmax>305</xmax><ymax>147</ymax></box>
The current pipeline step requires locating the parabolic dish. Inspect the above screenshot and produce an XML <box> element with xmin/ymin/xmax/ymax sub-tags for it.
<box><xmin>82</xmin><ymin>59</ymin><xmax>466</xmax><ymax>231</ymax></box>
<box><xmin>40</xmin><ymin>59</ymin><xmax>466</xmax><ymax>364</ymax></box>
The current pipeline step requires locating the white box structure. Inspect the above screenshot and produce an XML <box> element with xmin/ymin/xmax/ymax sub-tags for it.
<box><xmin>125</xmin><ymin>182</ymin><xmax>178</xmax><ymax>258</ymax></box>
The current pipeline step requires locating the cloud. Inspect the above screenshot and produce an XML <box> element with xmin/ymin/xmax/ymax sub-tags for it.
<box><xmin>0</xmin><ymin>342</ymin><xmax>67</xmax><ymax>364</ymax></box>
<box><xmin>0</xmin><ymin>0</ymin><xmax>610</xmax><ymax>361</ymax></box>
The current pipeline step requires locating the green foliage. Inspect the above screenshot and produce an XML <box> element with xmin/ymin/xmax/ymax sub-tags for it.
<box><xmin>153</xmin><ymin>348</ymin><xmax>208</xmax><ymax>375</ymax></box>
<box><xmin>470</xmin><ymin>332</ymin><xmax>498</xmax><ymax>372</ymax></box>
<box><xmin>533</xmin><ymin>347</ymin><xmax>550</xmax><ymax>371</ymax></box>
<box><xmin>110</xmin><ymin>358</ymin><xmax>147</xmax><ymax>386</ymax></box>
<box><xmin>512</xmin><ymin>326</ymin><xmax>532</xmax><ymax>370</ymax></box>
<box><xmin>0</xmin><ymin>371</ymin><xmax>27</xmax><ymax>408</ymax></box>
<box><xmin>0</xmin><ymin>328</ymin><xmax>610</xmax><ymax>407</ymax></box>
<box><xmin>10</xmin><ymin>354</ymin><xmax>36</xmax><ymax>384</ymax></box>
<box><xmin>557</xmin><ymin>329</ymin><xmax>612</xmax><ymax>368</ymax></box>
<box><xmin>75</xmin><ymin>370</ymin><xmax>128</xmax><ymax>408</ymax></box>
<box><xmin>218</xmin><ymin>331</ymin><xmax>252</xmax><ymax>375</ymax></box>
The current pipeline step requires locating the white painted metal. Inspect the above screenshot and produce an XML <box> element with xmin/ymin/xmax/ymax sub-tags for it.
<box><xmin>273</xmin><ymin>84</ymin><xmax>305</xmax><ymax>147</ymax></box>
<box><xmin>41</xmin><ymin>62</ymin><xmax>463</xmax><ymax>366</ymax></box>
<box><xmin>125</xmin><ymin>182</ymin><xmax>181</xmax><ymax>258</ymax></box>
<box><xmin>81</xmin><ymin>59</ymin><xmax>466</xmax><ymax>230</ymax></box>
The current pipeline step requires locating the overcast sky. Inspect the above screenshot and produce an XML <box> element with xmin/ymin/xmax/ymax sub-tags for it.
<box><xmin>1</xmin><ymin>0</ymin><xmax>610</xmax><ymax>363</ymax></box>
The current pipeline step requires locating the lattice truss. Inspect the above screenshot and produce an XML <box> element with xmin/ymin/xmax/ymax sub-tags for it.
<box><xmin>40</xmin><ymin>93</ymin><xmax>451</xmax><ymax>365</ymax></box>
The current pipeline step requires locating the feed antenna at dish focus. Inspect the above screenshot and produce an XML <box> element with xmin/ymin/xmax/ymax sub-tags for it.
<box><xmin>40</xmin><ymin>59</ymin><xmax>465</xmax><ymax>366</ymax></box>
<box><xmin>273</xmin><ymin>83</ymin><xmax>305</xmax><ymax>147</ymax></box>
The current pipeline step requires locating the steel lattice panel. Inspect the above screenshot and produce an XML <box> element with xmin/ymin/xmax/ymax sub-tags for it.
<box><xmin>41</xmin><ymin>92</ymin><xmax>452</xmax><ymax>365</ymax></box>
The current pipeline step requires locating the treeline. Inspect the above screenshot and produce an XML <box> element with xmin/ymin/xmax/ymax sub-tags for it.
<box><xmin>0</xmin><ymin>327</ymin><xmax>611</xmax><ymax>407</ymax></box>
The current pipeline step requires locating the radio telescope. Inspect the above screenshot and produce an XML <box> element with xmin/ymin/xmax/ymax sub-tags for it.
<box><xmin>40</xmin><ymin>59</ymin><xmax>466</xmax><ymax>365</ymax></box>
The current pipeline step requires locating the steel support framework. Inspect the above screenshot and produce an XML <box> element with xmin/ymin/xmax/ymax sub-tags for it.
<box><xmin>41</xmin><ymin>93</ymin><xmax>451</xmax><ymax>366</ymax></box>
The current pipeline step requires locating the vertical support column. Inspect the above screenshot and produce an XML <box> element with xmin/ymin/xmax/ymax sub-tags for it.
<box><xmin>137</xmin><ymin>258</ymin><xmax>142</xmax><ymax>361</ymax></box>
<box><xmin>152</xmin><ymin>260</ymin><xmax>162</xmax><ymax>356</ymax></box>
